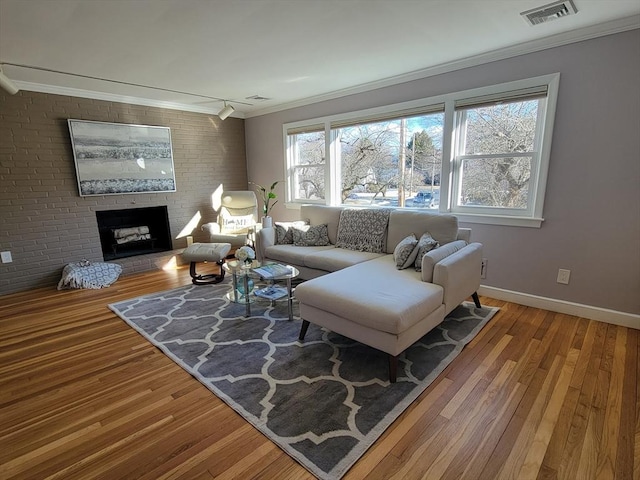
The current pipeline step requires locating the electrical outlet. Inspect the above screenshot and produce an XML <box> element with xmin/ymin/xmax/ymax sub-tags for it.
<box><xmin>557</xmin><ymin>268</ymin><xmax>571</xmax><ymax>285</ymax></box>
<box><xmin>480</xmin><ymin>258</ymin><xmax>487</xmax><ymax>279</ymax></box>
<box><xmin>1</xmin><ymin>251</ymin><xmax>12</xmax><ymax>263</ymax></box>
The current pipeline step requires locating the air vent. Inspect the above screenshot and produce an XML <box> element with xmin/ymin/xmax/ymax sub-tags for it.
<box><xmin>246</xmin><ymin>95</ymin><xmax>271</xmax><ymax>101</ymax></box>
<box><xmin>521</xmin><ymin>0</ymin><xmax>578</xmax><ymax>26</ymax></box>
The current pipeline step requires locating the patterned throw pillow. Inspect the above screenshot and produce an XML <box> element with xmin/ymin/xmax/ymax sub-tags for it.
<box><xmin>393</xmin><ymin>234</ymin><xmax>419</xmax><ymax>269</ymax></box>
<box><xmin>335</xmin><ymin>208</ymin><xmax>391</xmax><ymax>253</ymax></box>
<box><xmin>275</xmin><ymin>220</ymin><xmax>309</xmax><ymax>244</ymax></box>
<box><xmin>291</xmin><ymin>224</ymin><xmax>330</xmax><ymax>246</ymax></box>
<box><xmin>414</xmin><ymin>233</ymin><xmax>440</xmax><ymax>271</ymax></box>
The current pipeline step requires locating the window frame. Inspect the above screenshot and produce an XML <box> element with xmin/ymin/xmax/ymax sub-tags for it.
<box><xmin>283</xmin><ymin>73</ymin><xmax>560</xmax><ymax>228</ymax></box>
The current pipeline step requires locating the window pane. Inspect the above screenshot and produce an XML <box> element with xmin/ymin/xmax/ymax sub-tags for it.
<box><xmin>293</xmin><ymin>166</ymin><xmax>325</xmax><ymax>200</ymax></box>
<box><xmin>289</xmin><ymin>131</ymin><xmax>325</xmax><ymax>201</ymax></box>
<box><xmin>336</xmin><ymin>112</ymin><xmax>444</xmax><ymax>208</ymax></box>
<box><xmin>296</xmin><ymin>131</ymin><xmax>325</xmax><ymax>165</ymax></box>
<box><xmin>459</xmin><ymin>156</ymin><xmax>531</xmax><ymax>209</ymax></box>
<box><xmin>463</xmin><ymin>99</ymin><xmax>539</xmax><ymax>155</ymax></box>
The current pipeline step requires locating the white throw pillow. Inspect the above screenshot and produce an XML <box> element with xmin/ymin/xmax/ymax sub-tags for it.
<box><xmin>221</xmin><ymin>214</ymin><xmax>254</xmax><ymax>234</ymax></box>
<box><xmin>393</xmin><ymin>234</ymin><xmax>419</xmax><ymax>269</ymax></box>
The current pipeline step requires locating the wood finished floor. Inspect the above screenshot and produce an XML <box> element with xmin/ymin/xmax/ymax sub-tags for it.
<box><xmin>0</xmin><ymin>265</ymin><xmax>637</xmax><ymax>479</ymax></box>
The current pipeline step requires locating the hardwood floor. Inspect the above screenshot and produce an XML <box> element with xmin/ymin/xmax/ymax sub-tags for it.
<box><xmin>1</xmin><ymin>265</ymin><xmax>637</xmax><ymax>479</ymax></box>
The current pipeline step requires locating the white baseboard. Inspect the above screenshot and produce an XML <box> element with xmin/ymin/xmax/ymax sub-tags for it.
<box><xmin>478</xmin><ymin>286</ymin><xmax>640</xmax><ymax>330</ymax></box>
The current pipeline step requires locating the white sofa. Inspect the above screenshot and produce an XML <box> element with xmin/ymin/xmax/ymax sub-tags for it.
<box><xmin>254</xmin><ymin>205</ymin><xmax>483</xmax><ymax>382</ymax></box>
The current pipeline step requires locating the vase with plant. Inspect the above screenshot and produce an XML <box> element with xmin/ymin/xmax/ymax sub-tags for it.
<box><xmin>251</xmin><ymin>181</ymin><xmax>279</xmax><ymax>228</ymax></box>
<box><xmin>234</xmin><ymin>245</ymin><xmax>256</xmax><ymax>268</ymax></box>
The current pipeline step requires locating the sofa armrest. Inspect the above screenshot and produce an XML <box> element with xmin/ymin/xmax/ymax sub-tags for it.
<box><xmin>432</xmin><ymin>242</ymin><xmax>483</xmax><ymax>315</ymax></box>
<box><xmin>255</xmin><ymin>227</ymin><xmax>275</xmax><ymax>262</ymax></box>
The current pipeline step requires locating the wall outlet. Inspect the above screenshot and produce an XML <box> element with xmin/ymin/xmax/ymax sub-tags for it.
<box><xmin>557</xmin><ymin>268</ymin><xmax>571</xmax><ymax>285</ymax></box>
<box><xmin>1</xmin><ymin>251</ymin><xmax>12</xmax><ymax>263</ymax></box>
<box><xmin>480</xmin><ymin>258</ymin><xmax>487</xmax><ymax>279</ymax></box>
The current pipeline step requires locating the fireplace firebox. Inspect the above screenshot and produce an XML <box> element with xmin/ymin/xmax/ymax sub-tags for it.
<box><xmin>96</xmin><ymin>206</ymin><xmax>172</xmax><ymax>261</ymax></box>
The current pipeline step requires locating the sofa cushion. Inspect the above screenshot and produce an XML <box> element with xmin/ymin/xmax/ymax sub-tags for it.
<box><xmin>275</xmin><ymin>220</ymin><xmax>308</xmax><ymax>244</ymax></box>
<box><xmin>335</xmin><ymin>208</ymin><xmax>391</xmax><ymax>253</ymax></box>
<box><xmin>421</xmin><ymin>240</ymin><xmax>467</xmax><ymax>282</ymax></box>
<box><xmin>393</xmin><ymin>234</ymin><xmax>419</xmax><ymax>269</ymax></box>
<box><xmin>264</xmin><ymin>244</ymin><xmax>334</xmax><ymax>267</ymax></box>
<box><xmin>304</xmin><ymin>248</ymin><xmax>385</xmax><ymax>272</ymax></box>
<box><xmin>292</xmin><ymin>224</ymin><xmax>331</xmax><ymax>246</ymax></box>
<box><xmin>387</xmin><ymin>210</ymin><xmax>458</xmax><ymax>253</ymax></box>
<box><xmin>300</xmin><ymin>205</ymin><xmax>344</xmax><ymax>244</ymax></box>
<box><xmin>295</xmin><ymin>256</ymin><xmax>444</xmax><ymax>335</ymax></box>
<box><xmin>414</xmin><ymin>233</ymin><xmax>439</xmax><ymax>271</ymax></box>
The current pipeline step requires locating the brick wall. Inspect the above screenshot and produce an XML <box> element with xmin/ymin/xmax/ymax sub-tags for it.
<box><xmin>0</xmin><ymin>90</ymin><xmax>247</xmax><ymax>295</ymax></box>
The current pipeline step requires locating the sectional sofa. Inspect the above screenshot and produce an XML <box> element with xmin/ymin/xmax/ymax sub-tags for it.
<box><xmin>254</xmin><ymin>204</ymin><xmax>483</xmax><ymax>382</ymax></box>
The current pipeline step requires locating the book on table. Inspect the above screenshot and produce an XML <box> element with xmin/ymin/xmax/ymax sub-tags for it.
<box><xmin>252</xmin><ymin>263</ymin><xmax>293</xmax><ymax>279</ymax></box>
<box><xmin>254</xmin><ymin>285</ymin><xmax>288</xmax><ymax>301</ymax></box>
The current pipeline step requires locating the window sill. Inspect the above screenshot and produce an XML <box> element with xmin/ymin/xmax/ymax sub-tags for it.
<box><xmin>452</xmin><ymin>213</ymin><xmax>543</xmax><ymax>228</ymax></box>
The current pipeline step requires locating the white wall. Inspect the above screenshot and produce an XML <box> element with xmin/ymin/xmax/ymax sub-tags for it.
<box><xmin>245</xmin><ymin>30</ymin><xmax>640</xmax><ymax>316</ymax></box>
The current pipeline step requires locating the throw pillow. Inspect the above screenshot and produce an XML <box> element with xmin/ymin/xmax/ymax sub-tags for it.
<box><xmin>291</xmin><ymin>224</ymin><xmax>331</xmax><ymax>246</ymax></box>
<box><xmin>393</xmin><ymin>234</ymin><xmax>419</xmax><ymax>269</ymax></box>
<box><xmin>414</xmin><ymin>233</ymin><xmax>440</xmax><ymax>271</ymax></box>
<box><xmin>274</xmin><ymin>220</ymin><xmax>308</xmax><ymax>244</ymax></box>
<box><xmin>335</xmin><ymin>208</ymin><xmax>391</xmax><ymax>253</ymax></box>
<box><xmin>221</xmin><ymin>214</ymin><xmax>254</xmax><ymax>234</ymax></box>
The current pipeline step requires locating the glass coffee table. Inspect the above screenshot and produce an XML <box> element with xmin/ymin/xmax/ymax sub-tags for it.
<box><xmin>222</xmin><ymin>260</ymin><xmax>299</xmax><ymax>320</ymax></box>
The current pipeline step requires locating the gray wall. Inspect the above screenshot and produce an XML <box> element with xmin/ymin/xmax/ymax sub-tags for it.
<box><xmin>0</xmin><ymin>92</ymin><xmax>247</xmax><ymax>294</ymax></box>
<box><xmin>245</xmin><ymin>29</ymin><xmax>640</xmax><ymax>315</ymax></box>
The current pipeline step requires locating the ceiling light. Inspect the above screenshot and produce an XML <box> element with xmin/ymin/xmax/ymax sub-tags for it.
<box><xmin>218</xmin><ymin>102</ymin><xmax>235</xmax><ymax>120</ymax></box>
<box><xmin>0</xmin><ymin>67</ymin><xmax>19</xmax><ymax>95</ymax></box>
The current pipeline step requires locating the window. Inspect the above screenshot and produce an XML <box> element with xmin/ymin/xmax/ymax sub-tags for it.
<box><xmin>332</xmin><ymin>109</ymin><xmax>444</xmax><ymax>208</ymax></box>
<box><xmin>286</xmin><ymin>125</ymin><xmax>325</xmax><ymax>202</ymax></box>
<box><xmin>451</xmin><ymin>85</ymin><xmax>548</xmax><ymax>219</ymax></box>
<box><xmin>284</xmin><ymin>74</ymin><xmax>559</xmax><ymax>227</ymax></box>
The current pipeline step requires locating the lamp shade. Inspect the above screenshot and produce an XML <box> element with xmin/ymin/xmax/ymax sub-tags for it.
<box><xmin>0</xmin><ymin>69</ymin><xmax>19</xmax><ymax>95</ymax></box>
<box><xmin>218</xmin><ymin>103</ymin><xmax>235</xmax><ymax>120</ymax></box>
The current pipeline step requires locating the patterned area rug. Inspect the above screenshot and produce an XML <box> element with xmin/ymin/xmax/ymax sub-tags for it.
<box><xmin>109</xmin><ymin>281</ymin><xmax>498</xmax><ymax>480</ymax></box>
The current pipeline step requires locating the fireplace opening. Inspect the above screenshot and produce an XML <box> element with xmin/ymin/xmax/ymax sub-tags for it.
<box><xmin>96</xmin><ymin>206</ymin><xmax>172</xmax><ymax>261</ymax></box>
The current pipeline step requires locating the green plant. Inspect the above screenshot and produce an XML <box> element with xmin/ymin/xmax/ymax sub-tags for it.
<box><xmin>251</xmin><ymin>181</ymin><xmax>279</xmax><ymax>217</ymax></box>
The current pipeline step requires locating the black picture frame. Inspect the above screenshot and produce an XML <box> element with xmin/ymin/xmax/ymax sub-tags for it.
<box><xmin>68</xmin><ymin>119</ymin><xmax>176</xmax><ymax>196</ymax></box>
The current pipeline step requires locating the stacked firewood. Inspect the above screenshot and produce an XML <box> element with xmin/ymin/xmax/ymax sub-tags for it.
<box><xmin>113</xmin><ymin>226</ymin><xmax>151</xmax><ymax>244</ymax></box>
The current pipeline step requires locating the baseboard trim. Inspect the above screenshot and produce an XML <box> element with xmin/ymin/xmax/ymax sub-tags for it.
<box><xmin>478</xmin><ymin>286</ymin><xmax>639</xmax><ymax>330</ymax></box>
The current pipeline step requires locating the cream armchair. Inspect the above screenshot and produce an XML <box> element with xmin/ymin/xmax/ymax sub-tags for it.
<box><xmin>202</xmin><ymin>190</ymin><xmax>258</xmax><ymax>249</ymax></box>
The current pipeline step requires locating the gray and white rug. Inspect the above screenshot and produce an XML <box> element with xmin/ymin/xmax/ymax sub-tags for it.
<box><xmin>108</xmin><ymin>281</ymin><xmax>498</xmax><ymax>480</ymax></box>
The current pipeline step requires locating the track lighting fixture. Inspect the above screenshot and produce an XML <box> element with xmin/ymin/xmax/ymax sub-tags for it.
<box><xmin>0</xmin><ymin>63</ymin><xmax>252</xmax><ymax>112</ymax></box>
<box><xmin>218</xmin><ymin>101</ymin><xmax>235</xmax><ymax>120</ymax></box>
<box><xmin>0</xmin><ymin>67</ymin><xmax>19</xmax><ymax>95</ymax></box>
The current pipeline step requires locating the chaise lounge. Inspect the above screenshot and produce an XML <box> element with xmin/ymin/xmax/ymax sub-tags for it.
<box><xmin>255</xmin><ymin>205</ymin><xmax>483</xmax><ymax>382</ymax></box>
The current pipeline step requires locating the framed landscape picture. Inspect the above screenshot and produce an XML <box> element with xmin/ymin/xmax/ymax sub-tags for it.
<box><xmin>68</xmin><ymin>119</ymin><xmax>176</xmax><ymax>196</ymax></box>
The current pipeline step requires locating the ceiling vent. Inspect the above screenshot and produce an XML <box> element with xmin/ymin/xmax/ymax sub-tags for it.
<box><xmin>521</xmin><ymin>0</ymin><xmax>578</xmax><ymax>26</ymax></box>
<box><xmin>246</xmin><ymin>95</ymin><xmax>271</xmax><ymax>101</ymax></box>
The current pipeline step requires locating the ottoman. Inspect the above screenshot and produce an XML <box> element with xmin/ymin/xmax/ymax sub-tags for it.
<box><xmin>182</xmin><ymin>242</ymin><xmax>231</xmax><ymax>285</ymax></box>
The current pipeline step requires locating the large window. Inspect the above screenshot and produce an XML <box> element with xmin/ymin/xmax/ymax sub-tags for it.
<box><xmin>285</xmin><ymin>74</ymin><xmax>559</xmax><ymax>227</ymax></box>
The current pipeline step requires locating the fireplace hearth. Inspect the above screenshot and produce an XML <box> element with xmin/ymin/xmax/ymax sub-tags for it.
<box><xmin>96</xmin><ymin>206</ymin><xmax>172</xmax><ymax>261</ymax></box>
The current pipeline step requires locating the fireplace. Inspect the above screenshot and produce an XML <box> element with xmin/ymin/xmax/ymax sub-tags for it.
<box><xmin>96</xmin><ymin>206</ymin><xmax>172</xmax><ymax>261</ymax></box>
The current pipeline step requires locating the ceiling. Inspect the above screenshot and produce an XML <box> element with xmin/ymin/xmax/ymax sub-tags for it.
<box><xmin>1</xmin><ymin>0</ymin><xmax>639</xmax><ymax>118</ymax></box>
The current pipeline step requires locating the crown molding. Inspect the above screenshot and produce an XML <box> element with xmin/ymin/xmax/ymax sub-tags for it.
<box><xmin>246</xmin><ymin>15</ymin><xmax>640</xmax><ymax>118</ymax></box>
<box><xmin>10</xmin><ymin>15</ymin><xmax>638</xmax><ymax>119</ymax></box>
<box><xmin>13</xmin><ymin>81</ymin><xmax>246</xmax><ymax>119</ymax></box>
